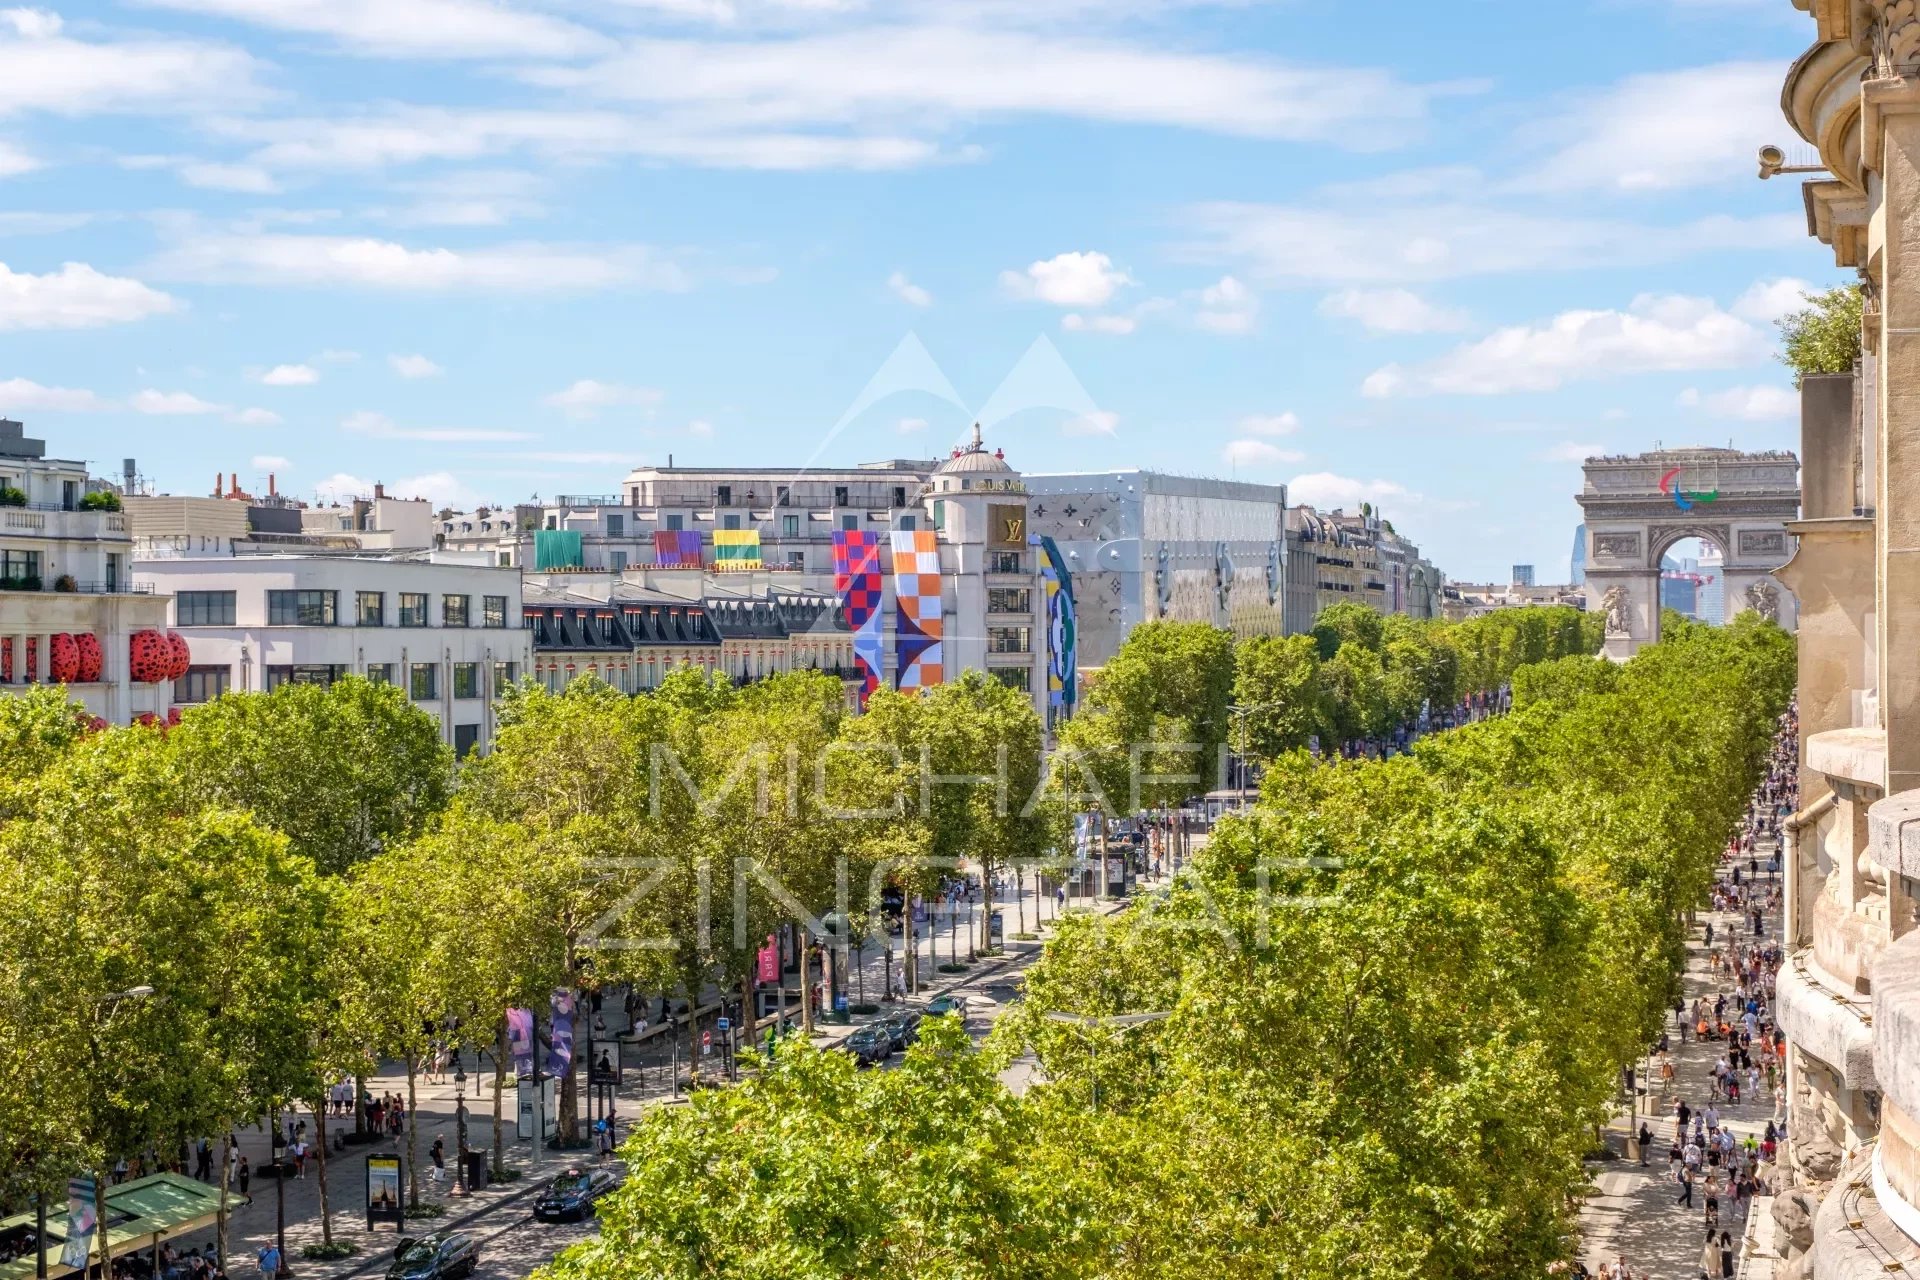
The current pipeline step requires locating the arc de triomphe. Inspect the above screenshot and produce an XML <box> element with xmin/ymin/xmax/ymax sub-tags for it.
<box><xmin>1576</xmin><ymin>447</ymin><xmax>1801</xmax><ymax>660</ymax></box>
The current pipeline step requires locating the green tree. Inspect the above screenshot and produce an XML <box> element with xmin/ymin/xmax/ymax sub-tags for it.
<box><xmin>1776</xmin><ymin>282</ymin><xmax>1862</xmax><ymax>384</ymax></box>
<box><xmin>1230</xmin><ymin>634</ymin><xmax>1327</xmax><ymax>760</ymax></box>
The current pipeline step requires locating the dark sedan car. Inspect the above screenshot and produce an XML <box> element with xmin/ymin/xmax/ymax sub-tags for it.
<box><xmin>839</xmin><ymin>1024</ymin><xmax>893</xmax><ymax>1066</ymax></box>
<box><xmin>533</xmin><ymin>1167</ymin><xmax>620</xmax><ymax>1223</ymax></box>
<box><xmin>878</xmin><ymin>1009</ymin><xmax>922</xmax><ymax>1052</ymax></box>
<box><xmin>386</xmin><ymin>1233</ymin><xmax>478</xmax><ymax>1280</ymax></box>
<box><xmin>924</xmin><ymin>993</ymin><xmax>966</xmax><ymax>1019</ymax></box>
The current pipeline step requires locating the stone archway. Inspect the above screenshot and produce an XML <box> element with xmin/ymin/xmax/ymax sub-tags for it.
<box><xmin>1577</xmin><ymin>447</ymin><xmax>1800</xmax><ymax>660</ymax></box>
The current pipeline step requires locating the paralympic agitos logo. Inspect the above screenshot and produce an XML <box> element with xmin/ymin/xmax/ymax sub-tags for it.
<box><xmin>1659</xmin><ymin>467</ymin><xmax>1719</xmax><ymax>512</ymax></box>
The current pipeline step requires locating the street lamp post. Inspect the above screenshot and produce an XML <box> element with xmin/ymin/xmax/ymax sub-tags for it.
<box><xmin>452</xmin><ymin>1057</ymin><xmax>469</xmax><ymax>1197</ymax></box>
<box><xmin>1043</xmin><ymin>1010</ymin><xmax>1172</xmax><ymax>1113</ymax></box>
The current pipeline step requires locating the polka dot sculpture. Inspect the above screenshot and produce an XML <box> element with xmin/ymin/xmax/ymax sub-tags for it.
<box><xmin>48</xmin><ymin>633</ymin><xmax>78</xmax><ymax>684</ymax></box>
<box><xmin>128</xmin><ymin>630</ymin><xmax>173</xmax><ymax>684</ymax></box>
<box><xmin>164</xmin><ymin>632</ymin><xmax>192</xmax><ymax>682</ymax></box>
<box><xmin>74</xmin><ymin>633</ymin><xmax>102</xmax><ymax>683</ymax></box>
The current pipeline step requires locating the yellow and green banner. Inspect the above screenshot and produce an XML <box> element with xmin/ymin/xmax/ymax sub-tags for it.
<box><xmin>713</xmin><ymin>529</ymin><xmax>762</xmax><ymax>571</ymax></box>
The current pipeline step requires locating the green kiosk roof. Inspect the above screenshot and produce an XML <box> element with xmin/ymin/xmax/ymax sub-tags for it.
<box><xmin>0</xmin><ymin>1173</ymin><xmax>248</xmax><ymax>1280</ymax></box>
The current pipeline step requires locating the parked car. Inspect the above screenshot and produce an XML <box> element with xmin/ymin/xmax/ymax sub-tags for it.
<box><xmin>878</xmin><ymin>1009</ymin><xmax>922</xmax><ymax>1052</ymax></box>
<box><xmin>386</xmin><ymin>1233</ymin><xmax>478</xmax><ymax>1280</ymax></box>
<box><xmin>838</xmin><ymin>1024</ymin><xmax>893</xmax><ymax>1067</ymax></box>
<box><xmin>533</xmin><ymin>1166</ymin><xmax>620</xmax><ymax>1223</ymax></box>
<box><xmin>924</xmin><ymin>993</ymin><xmax>966</xmax><ymax>1019</ymax></box>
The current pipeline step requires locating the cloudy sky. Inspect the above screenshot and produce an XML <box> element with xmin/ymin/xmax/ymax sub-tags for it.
<box><xmin>0</xmin><ymin>0</ymin><xmax>1836</xmax><ymax>580</ymax></box>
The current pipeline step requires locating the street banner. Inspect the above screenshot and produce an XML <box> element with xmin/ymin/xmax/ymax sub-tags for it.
<box><xmin>831</xmin><ymin>529</ymin><xmax>884</xmax><ymax>706</ymax></box>
<box><xmin>1038</xmin><ymin>534</ymin><xmax>1077</xmax><ymax>716</ymax></box>
<box><xmin>366</xmin><ymin>1155</ymin><xmax>403</xmax><ymax>1231</ymax></box>
<box><xmin>506</xmin><ymin>1007</ymin><xmax>534</xmax><ymax>1078</ymax></box>
<box><xmin>59</xmin><ymin>1177</ymin><xmax>95</xmax><ymax>1270</ymax></box>
<box><xmin>757</xmin><ymin>935</ymin><xmax>779</xmax><ymax>984</ymax></box>
<box><xmin>652</xmin><ymin>529</ymin><xmax>702</xmax><ymax>568</ymax></box>
<box><xmin>547</xmin><ymin>989</ymin><xmax>575</xmax><ymax>1077</ymax></box>
<box><xmin>889</xmin><ymin>529</ymin><xmax>943</xmax><ymax>692</ymax></box>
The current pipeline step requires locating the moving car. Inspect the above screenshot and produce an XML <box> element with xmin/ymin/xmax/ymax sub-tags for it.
<box><xmin>386</xmin><ymin>1233</ymin><xmax>478</xmax><ymax>1280</ymax></box>
<box><xmin>839</xmin><ymin>1024</ymin><xmax>893</xmax><ymax>1067</ymax></box>
<box><xmin>924</xmin><ymin>993</ymin><xmax>967</xmax><ymax>1019</ymax></box>
<box><xmin>533</xmin><ymin>1166</ymin><xmax>620</xmax><ymax>1223</ymax></box>
<box><xmin>878</xmin><ymin>1009</ymin><xmax>922</xmax><ymax>1052</ymax></box>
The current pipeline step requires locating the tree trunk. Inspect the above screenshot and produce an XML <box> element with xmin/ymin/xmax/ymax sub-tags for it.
<box><xmin>491</xmin><ymin>1020</ymin><xmax>507</xmax><ymax>1178</ymax></box>
<box><xmin>981</xmin><ymin>862</ymin><xmax>994</xmax><ymax>954</ymax></box>
<box><xmin>798</xmin><ymin>923</ymin><xmax>814</xmax><ymax>1035</ymax></box>
<box><xmin>906</xmin><ymin>899</ymin><xmax>918</xmax><ymax>995</ymax></box>
<box><xmin>313</xmin><ymin>1099</ymin><xmax>332</xmax><ymax>1246</ymax></box>
<box><xmin>215</xmin><ymin>1126</ymin><xmax>233</xmax><ymax>1270</ymax></box>
<box><xmin>405</xmin><ymin>1058</ymin><xmax>421</xmax><ymax>1209</ymax></box>
<box><xmin>354</xmin><ymin>1073</ymin><xmax>368</xmax><ymax>1137</ymax></box>
<box><xmin>92</xmin><ymin>1168</ymin><xmax>112</xmax><ymax>1280</ymax></box>
<box><xmin>557</xmin><ymin>1033</ymin><xmax>580</xmax><ymax>1147</ymax></box>
<box><xmin>1018</xmin><ymin>866</ymin><xmax>1028</xmax><ymax>936</ymax></box>
<box><xmin>1098</xmin><ymin>814</ymin><xmax>1109</xmax><ymax>900</ymax></box>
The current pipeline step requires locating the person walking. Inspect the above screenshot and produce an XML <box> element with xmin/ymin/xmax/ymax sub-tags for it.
<box><xmin>255</xmin><ymin>1244</ymin><xmax>280</xmax><ymax>1280</ymax></box>
<box><xmin>1638</xmin><ymin>1122</ymin><xmax>1653</xmax><ymax>1167</ymax></box>
<box><xmin>237</xmin><ymin>1156</ymin><xmax>250</xmax><ymax>1196</ymax></box>
<box><xmin>1677</xmin><ymin>1167</ymin><xmax>1694</xmax><ymax>1208</ymax></box>
<box><xmin>1698</xmin><ymin>1229</ymin><xmax>1718</xmax><ymax>1280</ymax></box>
<box><xmin>1718</xmin><ymin>1231</ymin><xmax>1736</xmax><ymax>1278</ymax></box>
<box><xmin>428</xmin><ymin>1138</ymin><xmax>446</xmax><ymax>1186</ymax></box>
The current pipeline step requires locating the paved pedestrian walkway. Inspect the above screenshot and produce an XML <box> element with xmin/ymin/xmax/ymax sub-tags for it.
<box><xmin>1578</xmin><ymin>801</ymin><xmax>1790</xmax><ymax>1275</ymax></box>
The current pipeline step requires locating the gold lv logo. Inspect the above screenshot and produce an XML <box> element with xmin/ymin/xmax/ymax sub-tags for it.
<box><xmin>1003</xmin><ymin>517</ymin><xmax>1023</xmax><ymax>541</ymax></box>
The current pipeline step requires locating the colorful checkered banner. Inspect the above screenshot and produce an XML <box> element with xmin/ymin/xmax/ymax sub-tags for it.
<box><xmin>652</xmin><ymin>529</ymin><xmax>702</xmax><ymax>568</ymax></box>
<box><xmin>713</xmin><ymin>528</ymin><xmax>763</xmax><ymax>571</ymax></box>
<box><xmin>889</xmin><ymin>529</ymin><xmax>944</xmax><ymax>692</ymax></box>
<box><xmin>832</xmin><ymin>529</ymin><xmax>885</xmax><ymax>706</ymax></box>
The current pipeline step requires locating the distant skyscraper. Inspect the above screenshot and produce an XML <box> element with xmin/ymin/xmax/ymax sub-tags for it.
<box><xmin>1697</xmin><ymin>544</ymin><xmax>1727</xmax><ymax>626</ymax></box>
<box><xmin>1570</xmin><ymin>525</ymin><xmax>1586</xmax><ymax>586</ymax></box>
<box><xmin>1512</xmin><ymin>564</ymin><xmax>1535</xmax><ymax>587</ymax></box>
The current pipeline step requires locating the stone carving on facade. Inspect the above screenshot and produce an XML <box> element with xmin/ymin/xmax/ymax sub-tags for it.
<box><xmin>1875</xmin><ymin>0</ymin><xmax>1920</xmax><ymax>70</ymax></box>
<box><xmin>1602</xmin><ymin>586</ymin><xmax>1630</xmax><ymax>636</ymax></box>
<box><xmin>1740</xmin><ymin>529</ymin><xmax>1789</xmax><ymax>557</ymax></box>
<box><xmin>1745</xmin><ymin>579</ymin><xmax>1782</xmax><ymax>621</ymax></box>
<box><xmin>1650</xmin><ymin>525</ymin><xmax>1731</xmax><ymax>566</ymax></box>
<box><xmin>1214</xmin><ymin>541</ymin><xmax>1234</xmax><ymax>611</ymax></box>
<box><xmin>1593</xmin><ymin>532</ymin><xmax>1641</xmax><ymax>559</ymax></box>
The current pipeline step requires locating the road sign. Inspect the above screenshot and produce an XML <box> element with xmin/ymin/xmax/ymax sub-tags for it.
<box><xmin>701</xmin><ymin>1030</ymin><xmax>712</xmax><ymax>1055</ymax></box>
<box><xmin>716</xmin><ymin>1017</ymin><xmax>731</xmax><ymax>1030</ymax></box>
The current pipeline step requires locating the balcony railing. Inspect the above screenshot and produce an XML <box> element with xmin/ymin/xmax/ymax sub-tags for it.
<box><xmin>0</xmin><ymin>579</ymin><xmax>155</xmax><ymax>595</ymax></box>
<box><xmin>0</xmin><ymin>508</ymin><xmax>127</xmax><ymax>535</ymax></box>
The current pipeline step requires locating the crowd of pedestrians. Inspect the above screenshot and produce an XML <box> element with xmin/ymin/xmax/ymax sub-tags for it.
<box><xmin>1576</xmin><ymin>704</ymin><xmax>1798</xmax><ymax>1280</ymax></box>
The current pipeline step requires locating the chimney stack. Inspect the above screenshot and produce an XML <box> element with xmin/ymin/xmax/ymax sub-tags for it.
<box><xmin>268</xmin><ymin>473</ymin><xmax>277</xmax><ymax>497</ymax></box>
<box><xmin>374</xmin><ymin>482</ymin><xmax>385</xmax><ymax>500</ymax></box>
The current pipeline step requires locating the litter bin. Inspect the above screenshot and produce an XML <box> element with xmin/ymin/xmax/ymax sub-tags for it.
<box><xmin>1625</xmin><ymin>1137</ymin><xmax>1641</xmax><ymax>1163</ymax></box>
<box><xmin>464</xmin><ymin>1151</ymin><xmax>489</xmax><ymax>1191</ymax></box>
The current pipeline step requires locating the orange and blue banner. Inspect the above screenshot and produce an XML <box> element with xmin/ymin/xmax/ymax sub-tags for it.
<box><xmin>889</xmin><ymin>530</ymin><xmax>943</xmax><ymax>692</ymax></box>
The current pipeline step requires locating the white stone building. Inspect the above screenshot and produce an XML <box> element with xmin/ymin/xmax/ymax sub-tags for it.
<box><xmin>0</xmin><ymin>419</ymin><xmax>174</xmax><ymax>725</ymax></box>
<box><xmin>134</xmin><ymin>553</ymin><xmax>530</xmax><ymax>756</ymax></box>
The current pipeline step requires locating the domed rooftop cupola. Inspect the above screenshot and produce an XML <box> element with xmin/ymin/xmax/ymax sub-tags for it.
<box><xmin>933</xmin><ymin>424</ymin><xmax>1015</xmax><ymax>490</ymax></box>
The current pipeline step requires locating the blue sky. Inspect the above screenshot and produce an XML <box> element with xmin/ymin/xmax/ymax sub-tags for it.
<box><xmin>0</xmin><ymin>0</ymin><xmax>1839</xmax><ymax>581</ymax></box>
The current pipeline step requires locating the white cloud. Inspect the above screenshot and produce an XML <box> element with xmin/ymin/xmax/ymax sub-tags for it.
<box><xmin>888</xmin><ymin>271</ymin><xmax>931</xmax><ymax>307</ymax></box>
<box><xmin>1319</xmin><ymin>287</ymin><xmax>1468</xmax><ymax>334</ymax></box>
<box><xmin>177</xmin><ymin>162</ymin><xmax>279</xmax><ymax>194</ymax></box>
<box><xmin>132</xmin><ymin>389</ymin><xmax>224</xmax><ymax>415</ymax></box>
<box><xmin>1223</xmin><ymin>439</ymin><xmax>1304</xmax><ymax>468</ymax></box>
<box><xmin>230</xmin><ymin>407</ymin><xmax>283</xmax><ymax>426</ymax></box>
<box><xmin>1516</xmin><ymin>62</ymin><xmax>1782</xmax><ymax>193</ymax></box>
<box><xmin>251</xmin><ymin>454</ymin><xmax>292</xmax><ymax>470</ymax></box>
<box><xmin>255</xmin><ymin>363</ymin><xmax>319</xmax><ymax>386</ymax></box>
<box><xmin>688</xmin><ymin>419</ymin><xmax>714</xmax><ymax>436</ymax></box>
<box><xmin>541</xmin><ymin>379</ymin><xmax>665</xmax><ymax>420</ymax></box>
<box><xmin>1192</xmin><ymin>274</ymin><xmax>1258</xmax><ymax>335</ymax></box>
<box><xmin>535</xmin><ymin>26</ymin><xmax>1434</xmax><ymax>149</ymax></box>
<box><xmin>0</xmin><ymin>140</ymin><xmax>37</xmax><ymax>176</ymax></box>
<box><xmin>1536</xmin><ymin>441</ymin><xmax>1605</xmax><ymax>463</ymax></box>
<box><xmin>0</xmin><ymin>376</ymin><xmax>106</xmax><ymax>412</ymax></box>
<box><xmin>1001</xmin><ymin>251</ymin><xmax>1132</xmax><ymax>308</ymax></box>
<box><xmin>146</xmin><ymin>232</ymin><xmax>691</xmax><ymax>293</ymax></box>
<box><xmin>1063</xmin><ymin>410</ymin><xmax>1118</xmax><ymax>437</ymax></box>
<box><xmin>0</xmin><ymin>18</ymin><xmax>264</xmax><ymax>117</ymax></box>
<box><xmin>314</xmin><ymin>472</ymin><xmax>371</xmax><ymax>502</ymax></box>
<box><xmin>1061</xmin><ymin>311</ymin><xmax>1136</xmax><ymax>335</ymax></box>
<box><xmin>389</xmin><ymin>353</ymin><xmax>443</xmax><ymax>379</ymax></box>
<box><xmin>385</xmin><ymin>470</ymin><xmax>480</xmax><ymax>509</ymax></box>
<box><xmin>897</xmin><ymin>417</ymin><xmax>929</xmax><ymax>434</ymax></box>
<box><xmin>1239</xmin><ymin>412</ymin><xmax>1299</xmax><ymax>436</ymax></box>
<box><xmin>342</xmin><ymin>410</ymin><xmax>531</xmax><ymax>443</ymax></box>
<box><xmin>138</xmin><ymin>0</ymin><xmax>609</xmax><ymax>60</ymax></box>
<box><xmin>1678</xmin><ymin>384</ymin><xmax>1798</xmax><ymax>420</ymax></box>
<box><xmin>1183</xmin><ymin>199</ymin><xmax>1801</xmax><ymax>286</ymax></box>
<box><xmin>0</xmin><ymin>261</ymin><xmax>179</xmax><ymax>330</ymax></box>
<box><xmin>1733</xmin><ymin>276</ymin><xmax>1818</xmax><ymax>324</ymax></box>
<box><xmin>1363</xmin><ymin>293</ymin><xmax>1771</xmax><ymax>397</ymax></box>
<box><xmin>1287</xmin><ymin>472</ymin><xmax>1413</xmax><ymax>512</ymax></box>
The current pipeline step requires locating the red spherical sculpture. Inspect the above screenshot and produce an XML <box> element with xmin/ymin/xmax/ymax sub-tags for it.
<box><xmin>0</xmin><ymin>636</ymin><xmax>10</xmax><ymax>684</ymax></box>
<box><xmin>47</xmin><ymin>633</ymin><xmax>78</xmax><ymax>684</ymax></box>
<box><xmin>74</xmin><ymin>633</ymin><xmax>103</xmax><ymax>683</ymax></box>
<box><xmin>165</xmin><ymin>707</ymin><xmax>182</xmax><ymax>727</ymax></box>
<box><xmin>164</xmin><ymin>632</ymin><xmax>192</xmax><ymax>681</ymax></box>
<box><xmin>128</xmin><ymin>630</ymin><xmax>172</xmax><ymax>684</ymax></box>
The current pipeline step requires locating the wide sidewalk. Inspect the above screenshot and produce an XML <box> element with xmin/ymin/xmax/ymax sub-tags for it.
<box><xmin>1578</xmin><ymin>845</ymin><xmax>1784</xmax><ymax>1278</ymax></box>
